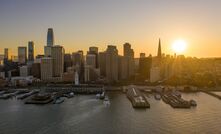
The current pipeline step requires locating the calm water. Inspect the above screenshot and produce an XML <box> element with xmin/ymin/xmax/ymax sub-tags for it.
<box><xmin>0</xmin><ymin>92</ymin><xmax>221</xmax><ymax>134</ymax></box>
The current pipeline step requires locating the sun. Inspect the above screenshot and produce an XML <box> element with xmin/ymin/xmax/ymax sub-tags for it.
<box><xmin>172</xmin><ymin>39</ymin><xmax>187</xmax><ymax>54</ymax></box>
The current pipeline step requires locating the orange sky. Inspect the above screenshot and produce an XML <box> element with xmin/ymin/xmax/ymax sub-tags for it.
<box><xmin>0</xmin><ymin>0</ymin><xmax>221</xmax><ymax>58</ymax></box>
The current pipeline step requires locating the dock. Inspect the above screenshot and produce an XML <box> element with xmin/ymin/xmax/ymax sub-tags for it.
<box><xmin>126</xmin><ymin>88</ymin><xmax>150</xmax><ymax>108</ymax></box>
<box><xmin>162</xmin><ymin>92</ymin><xmax>191</xmax><ymax>108</ymax></box>
<box><xmin>25</xmin><ymin>93</ymin><xmax>53</xmax><ymax>104</ymax></box>
<box><xmin>44</xmin><ymin>84</ymin><xmax>104</xmax><ymax>94</ymax></box>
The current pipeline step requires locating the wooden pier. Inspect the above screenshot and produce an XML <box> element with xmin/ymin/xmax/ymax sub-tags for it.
<box><xmin>126</xmin><ymin>88</ymin><xmax>150</xmax><ymax>108</ymax></box>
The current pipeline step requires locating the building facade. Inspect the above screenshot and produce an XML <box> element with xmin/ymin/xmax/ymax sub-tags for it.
<box><xmin>40</xmin><ymin>57</ymin><xmax>53</xmax><ymax>81</ymax></box>
<box><xmin>18</xmin><ymin>47</ymin><xmax>27</xmax><ymax>64</ymax></box>
<box><xmin>51</xmin><ymin>45</ymin><xmax>64</xmax><ymax>77</ymax></box>
<box><xmin>28</xmin><ymin>41</ymin><xmax>34</xmax><ymax>61</ymax></box>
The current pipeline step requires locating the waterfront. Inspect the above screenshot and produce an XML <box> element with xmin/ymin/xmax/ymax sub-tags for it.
<box><xmin>0</xmin><ymin>92</ymin><xmax>221</xmax><ymax>134</ymax></box>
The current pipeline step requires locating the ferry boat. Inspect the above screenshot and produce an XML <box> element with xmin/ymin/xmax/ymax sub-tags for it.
<box><xmin>96</xmin><ymin>91</ymin><xmax>105</xmax><ymax>99</ymax></box>
<box><xmin>100</xmin><ymin>92</ymin><xmax>105</xmax><ymax>100</ymax></box>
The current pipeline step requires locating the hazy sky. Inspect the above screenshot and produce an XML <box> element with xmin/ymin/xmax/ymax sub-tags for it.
<box><xmin>0</xmin><ymin>0</ymin><xmax>221</xmax><ymax>57</ymax></box>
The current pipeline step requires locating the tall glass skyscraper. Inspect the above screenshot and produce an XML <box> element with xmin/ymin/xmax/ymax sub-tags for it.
<box><xmin>47</xmin><ymin>28</ymin><xmax>54</xmax><ymax>47</ymax></box>
<box><xmin>28</xmin><ymin>41</ymin><xmax>34</xmax><ymax>61</ymax></box>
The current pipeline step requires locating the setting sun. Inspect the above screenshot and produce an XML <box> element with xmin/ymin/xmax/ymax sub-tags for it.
<box><xmin>172</xmin><ymin>39</ymin><xmax>187</xmax><ymax>54</ymax></box>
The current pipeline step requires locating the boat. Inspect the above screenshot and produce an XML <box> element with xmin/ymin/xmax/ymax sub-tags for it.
<box><xmin>96</xmin><ymin>94</ymin><xmax>101</xmax><ymax>99</ymax></box>
<box><xmin>189</xmin><ymin>100</ymin><xmax>197</xmax><ymax>106</ymax></box>
<box><xmin>103</xmin><ymin>96</ymin><xmax>110</xmax><ymax>106</ymax></box>
<box><xmin>63</xmin><ymin>92</ymin><xmax>74</xmax><ymax>98</ymax></box>
<box><xmin>53</xmin><ymin>97</ymin><xmax>65</xmax><ymax>104</ymax></box>
<box><xmin>100</xmin><ymin>92</ymin><xmax>105</xmax><ymax>100</ymax></box>
<box><xmin>154</xmin><ymin>94</ymin><xmax>161</xmax><ymax>100</ymax></box>
<box><xmin>69</xmin><ymin>92</ymin><xmax>74</xmax><ymax>97</ymax></box>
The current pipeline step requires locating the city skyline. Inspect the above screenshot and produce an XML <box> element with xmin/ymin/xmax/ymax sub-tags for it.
<box><xmin>1</xmin><ymin>0</ymin><xmax>221</xmax><ymax>57</ymax></box>
<box><xmin>1</xmin><ymin>1</ymin><xmax>221</xmax><ymax>134</ymax></box>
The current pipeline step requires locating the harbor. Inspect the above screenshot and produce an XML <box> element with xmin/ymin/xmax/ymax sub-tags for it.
<box><xmin>1</xmin><ymin>85</ymin><xmax>221</xmax><ymax>110</ymax></box>
<box><xmin>0</xmin><ymin>84</ymin><xmax>106</xmax><ymax>105</ymax></box>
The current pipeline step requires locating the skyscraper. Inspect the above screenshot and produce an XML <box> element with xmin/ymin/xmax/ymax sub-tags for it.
<box><xmin>88</xmin><ymin>46</ymin><xmax>99</xmax><ymax>68</ymax></box>
<box><xmin>157</xmin><ymin>38</ymin><xmax>162</xmax><ymax>58</ymax></box>
<box><xmin>118</xmin><ymin>56</ymin><xmax>128</xmax><ymax>80</ymax></box>
<box><xmin>18</xmin><ymin>46</ymin><xmax>27</xmax><ymax>64</ymax></box>
<box><xmin>105</xmin><ymin>45</ymin><xmax>119</xmax><ymax>82</ymax></box>
<box><xmin>123</xmin><ymin>43</ymin><xmax>134</xmax><ymax>58</ymax></box>
<box><xmin>140</xmin><ymin>53</ymin><xmax>146</xmax><ymax>58</ymax></box>
<box><xmin>4</xmin><ymin>48</ymin><xmax>11</xmax><ymax>60</ymax></box>
<box><xmin>64</xmin><ymin>54</ymin><xmax>72</xmax><ymax>72</ymax></box>
<box><xmin>139</xmin><ymin>54</ymin><xmax>152</xmax><ymax>80</ymax></box>
<box><xmin>44</xmin><ymin>28</ymin><xmax>54</xmax><ymax>57</ymax></box>
<box><xmin>123</xmin><ymin>43</ymin><xmax>135</xmax><ymax>78</ymax></box>
<box><xmin>98</xmin><ymin>52</ymin><xmax>106</xmax><ymax>77</ymax></box>
<box><xmin>28</xmin><ymin>41</ymin><xmax>34</xmax><ymax>61</ymax></box>
<box><xmin>72</xmin><ymin>51</ymin><xmax>84</xmax><ymax>83</ymax></box>
<box><xmin>51</xmin><ymin>45</ymin><xmax>64</xmax><ymax>77</ymax></box>
<box><xmin>86</xmin><ymin>54</ymin><xmax>96</xmax><ymax>68</ymax></box>
<box><xmin>47</xmin><ymin>28</ymin><xmax>54</xmax><ymax>47</ymax></box>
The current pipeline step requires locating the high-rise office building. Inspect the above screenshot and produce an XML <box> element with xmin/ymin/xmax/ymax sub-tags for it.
<box><xmin>64</xmin><ymin>54</ymin><xmax>72</xmax><ymax>72</ymax></box>
<box><xmin>4</xmin><ymin>48</ymin><xmax>11</xmax><ymax>60</ymax></box>
<box><xmin>31</xmin><ymin>63</ymin><xmax>41</xmax><ymax>79</ymax></box>
<box><xmin>118</xmin><ymin>56</ymin><xmax>128</xmax><ymax>80</ymax></box>
<box><xmin>18</xmin><ymin>47</ymin><xmax>27</xmax><ymax>64</ymax></box>
<box><xmin>139</xmin><ymin>55</ymin><xmax>152</xmax><ymax>80</ymax></box>
<box><xmin>40</xmin><ymin>57</ymin><xmax>53</xmax><ymax>81</ymax></box>
<box><xmin>88</xmin><ymin>46</ymin><xmax>99</xmax><ymax>68</ymax></box>
<box><xmin>86</xmin><ymin>54</ymin><xmax>96</xmax><ymax>68</ymax></box>
<box><xmin>44</xmin><ymin>28</ymin><xmax>54</xmax><ymax>57</ymax></box>
<box><xmin>84</xmin><ymin>65</ymin><xmax>100</xmax><ymax>82</ymax></box>
<box><xmin>98</xmin><ymin>52</ymin><xmax>106</xmax><ymax>77</ymax></box>
<box><xmin>140</xmin><ymin>53</ymin><xmax>146</xmax><ymax>58</ymax></box>
<box><xmin>105</xmin><ymin>45</ymin><xmax>119</xmax><ymax>82</ymax></box>
<box><xmin>44</xmin><ymin>46</ymin><xmax>52</xmax><ymax>57</ymax></box>
<box><xmin>72</xmin><ymin>51</ymin><xmax>84</xmax><ymax>67</ymax></box>
<box><xmin>72</xmin><ymin>50</ymin><xmax>84</xmax><ymax>83</ymax></box>
<box><xmin>123</xmin><ymin>43</ymin><xmax>135</xmax><ymax>78</ymax></box>
<box><xmin>51</xmin><ymin>45</ymin><xmax>64</xmax><ymax>77</ymax></box>
<box><xmin>89</xmin><ymin>46</ymin><xmax>98</xmax><ymax>54</ymax></box>
<box><xmin>150</xmin><ymin>67</ymin><xmax>161</xmax><ymax>83</ymax></box>
<box><xmin>28</xmin><ymin>41</ymin><xmax>34</xmax><ymax>61</ymax></box>
<box><xmin>123</xmin><ymin>43</ymin><xmax>134</xmax><ymax>58</ymax></box>
<box><xmin>157</xmin><ymin>38</ymin><xmax>162</xmax><ymax>58</ymax></box>
<box><xmin>47</xmin><ymin>28</ymin><xmax>54</xmax><ymax>47</ymax></box>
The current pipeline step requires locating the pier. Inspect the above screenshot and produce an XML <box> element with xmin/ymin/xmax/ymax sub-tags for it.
<box><xmin>44</xmin><ymin>84</ymin><xmax>104</xmax><ymax>94</ymax></box>
<box><xmin>126</xmin><ymin>88</ymin><xmax>150</xmax><ymax>108</ymax></box>
<box><xmin>162</xmin><ymin>92</ymin><xmax>193</xmax><ymax>108</ymax></box>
